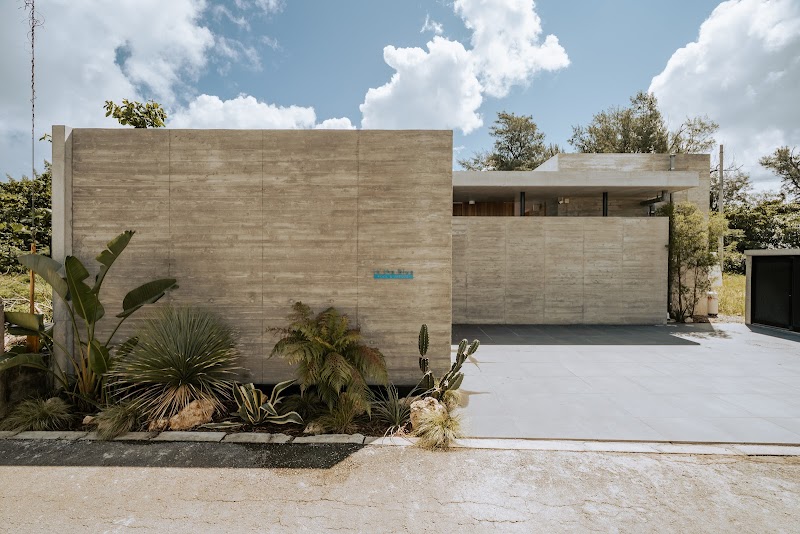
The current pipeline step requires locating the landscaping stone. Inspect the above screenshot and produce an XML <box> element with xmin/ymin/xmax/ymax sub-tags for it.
<box><xmin>151</xmin><ymin>431</ymin><xmax>226</xmax><ymax>442</ymax></box>
<box><xmin>82</xmin><ymin>415</ymin><xmax>96</xmax><ymax>426</ymax></box>
<box><xmin>112</xmin><ymin>432</ymin><xmax>158</xmax><ymax>441</ymax></box>
<box><xmin>168</xmin><ymin>399</ymin><xmax>215</xmax><ymax>431</ymax></box>
<box><xmin>302</xmin><ymin>421</ymin><xmax>325</xmax><ymax>435</ymax></box>
<box><xmin>293</xmin><ymin>433</ymin><xmax>365</xmax><ymax>444</ymax></box>
<box><xmin>0</xmin><ymin>431</ymin><xmax>20</xmax><ymax>439</ymax></box>
<box><xmin>410</xmin><ymin>397</ymin><xmax>446</xmax><ymax>430</ymax></box>
<box><xmin>13</xmin><ymin>431</ymin><xmax>87</xmax><ymax>440</ymax></box>
<box><xmin>148</xmin><ymin>419</ymin><xmax>169</xmax><ymax>432</ymax></box>
<box><xmin>222</xmin><ymin>433</ymin><xmax>293</xmax><ymax>444</ymax></box>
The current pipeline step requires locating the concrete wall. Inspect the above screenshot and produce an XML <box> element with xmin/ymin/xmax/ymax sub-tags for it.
<box><xmin>452</xmin><ymin>217</ymin><xmax>669</xmax><ymax>324</ymax></box>
<box><xmin>54</xmin><ymin>128</ymin><xmax>452</xmax><ymax>384</ymax></box>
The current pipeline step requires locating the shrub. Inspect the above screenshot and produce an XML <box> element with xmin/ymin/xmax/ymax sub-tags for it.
<box><xmin>0</xmin><ymin>397</ymin><xmax>72</xmax><ymax>431</ymax></box>
<box><xmin>94</xmin><ymin>402</ymin><xmax>142</xmax><ymax>440</ymax></box>
<box><xmin>370</xmin><ymin>384</ymin><xmax>410</xmax><ymax>435</ymax></box>
<box><xmin>111</xmin><ymin>306</ymin><xmax>240</xmax><ymax>422</ymax></box>
<box><xmin>413</xmin><ymin>409</ymin><xmax>463</xmax><ymax>450</ymax></box>
<box><xmin>271</xmin><ymin>302</ymin><xmax>387</xmax><ymax>419</ymax></box>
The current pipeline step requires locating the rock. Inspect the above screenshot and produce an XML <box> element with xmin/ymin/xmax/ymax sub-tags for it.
<box><xmin>303</xmin><ymin>421</ymin><xmax>325</xmax><ymax>435</ymax></box>
<box><xmin>685</xmin><ymin>317</ymin><xmax>694</xmax><ymax>324</ymax></box>
<box><xmin>168</xmin><ymin>399</ymin><xmax>215</xmax><ymax>431</ymax></box>
<box><xmin>82</xmin><ymin>415</ymin><xmax>96</xmax><ymax>426</ymax></box>
<box><xmin>148</xmin><ymin>418</ymin><xmax>170</xmax><ymax>432</ymax></box>
<box><xmin>409</xmin><ymin>397</ymin><xmax>447</xmax><ymax>430</ymax></box>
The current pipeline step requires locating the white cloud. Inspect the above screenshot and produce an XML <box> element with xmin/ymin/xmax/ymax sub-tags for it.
<box><xmin>359</xmin><ymin>0</ymin><xmax>568</xmax><ymax>133</ymax></box>
<box><xmin>170</xmin><ymin>94</ymin><xmax>317</xmax><ymax>129</ymax></box>
<box><xmin>315</xmin><ymin>117</ymin><xmax>356</xmax><ymax>129</ymax></box>
<box><xmin>234</xmin><ymin>0</ymin><xmax>284</xmax><ymax>16</ymax></box>
<box><xmin>650</xmin><ymin>0</ymin><xmax>800</xmax><ymax>189</ymax></box>
<box><xmin>421</xmin><ymin>15</ymin><xmax>444</xmax><ymax>36</ymax></box>
<box><xmin>215</xmin><ymin>36</ymin><xmax>262</xmax><ymax>72</ymax></box>
<box><xmin>0</xmin><ymin>0</ymin><xmax>213</xmax><ymax>179</ymax></box>
<box><xmin>455</xmin><ymin>0</ymin><xmax>569</xmax><ymax>98</ymax></box>
<box><xmin>360</xmin><ymin>38</ymin><xmax>484</xmax><ymax>133</ymax></box>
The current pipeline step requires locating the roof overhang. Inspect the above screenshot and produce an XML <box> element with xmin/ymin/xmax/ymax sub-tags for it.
<box><xmin>453</xmin><ymin>170</ymin><xmax>699</xmax><ymax>202</ymax></box>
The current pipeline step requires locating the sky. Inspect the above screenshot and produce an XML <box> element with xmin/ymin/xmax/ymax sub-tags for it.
<box><xmin>1</xmin><ymin>0</ymin><xmax>799</xmax><ymax>192</ymax></box>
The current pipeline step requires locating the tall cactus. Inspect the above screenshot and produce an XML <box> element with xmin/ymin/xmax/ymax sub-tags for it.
<box><xmin>415</xmin><ymin>323</ymin><xmax>479</xmax><ymax>400</ymax></box>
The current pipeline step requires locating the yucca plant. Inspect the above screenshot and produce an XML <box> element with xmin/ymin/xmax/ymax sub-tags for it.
<box><xmin>233</xmin><ymin>381</ymin><xmax>303</xmax><ymax>426</ymax></box>
<box><xmin>0</xmin><ymin>230</ymin><xmax>177</xmax><ymax>406</ymax></box>
<box><xmin>110</xmin><ymin>306</ymin><xmax>240</xmax><ymax>422</ymax></box>
<box><xmin>270</xmin><ymin>302</ymin><xmax>388</xmax><ymax>416</ymax></box>
<box><xmin>0</xmin><ymin>397</ymin><xmax>73</xmax><ymax>432</ymax></box>
<box><xmin>369</xmin><ymin>384</ymin><xmax>411</xmax><ymax>435</ymax></box>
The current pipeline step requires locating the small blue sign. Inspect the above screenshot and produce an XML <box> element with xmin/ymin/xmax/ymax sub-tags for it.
<box><xmin>373</xmin><ymin>269</ymin><xmax>414</xmax><ymax>280</ymax></box>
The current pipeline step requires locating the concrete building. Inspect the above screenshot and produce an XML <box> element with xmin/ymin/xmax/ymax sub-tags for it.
<box><xmin>51</xmin><ymin>128</ymin><xmax>709</xmax><ymax>384</ymax></box>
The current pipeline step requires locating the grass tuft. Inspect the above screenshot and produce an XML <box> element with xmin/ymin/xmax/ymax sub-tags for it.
<box><xmin>370</xmin><ymin>384</ymin><xmax>411</xmax><ymax>435</ymax></box>
<box><xmin>94</xmin><ymin>402</ymin><xmax>142</xmax><ymax>440</ymax></box>
<box><xmin>414</xmin><ymin>409</ymin><xmax>463</xmax><ymax>450</ymax></box>
<box><xmin>0</xmin><ymin>397</ymin><xmax>72</xmax><ymax>431</ymax></box>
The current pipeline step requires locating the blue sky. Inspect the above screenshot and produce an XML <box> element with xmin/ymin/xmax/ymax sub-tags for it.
<box><xmin>1</xmin><ymin>0</ymin><xmax>798</xmax><ymax>190</ymax></box>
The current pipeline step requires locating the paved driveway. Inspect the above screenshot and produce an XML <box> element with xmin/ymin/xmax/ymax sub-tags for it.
<box><xmin>453</xmin><ymin>323</ymin><xmax>800</xmax><ymax>444</ymax></box>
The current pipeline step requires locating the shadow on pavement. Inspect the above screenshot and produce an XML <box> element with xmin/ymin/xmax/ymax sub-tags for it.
<box><xmin>747</xmin><ymin>324</ymin><xmax>800</xmax><ymax>343</ymax></box>
<box><xmin>451</xmin><ymin>324</ymin><xmax>717</xmax><ymax>346</ymax></box>
<box><xmin>0</xmin><ymin>440</ymin><xmax>361</xmax><ymax>469</ymax></box>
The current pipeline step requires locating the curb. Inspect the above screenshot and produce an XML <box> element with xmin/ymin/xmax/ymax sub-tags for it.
<box><xmin>2</xmin><ymin>431</ymin><xmax>800</xmax><ymax>456</ymax></box>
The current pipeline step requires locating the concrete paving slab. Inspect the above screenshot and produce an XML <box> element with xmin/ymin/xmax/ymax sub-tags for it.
<box><xmin>732</xmin><ymin>444</ymin><xmax>800</xmax><ymax>456</ymax></box>
<box><xmin>653</xmin><ymin>443</ymin><xmax>744</xmax><ymax>455</ymax></box>
<box><xmin>222</xmin><ymin>433</ymin><xmax>292</xmax><ymax>444</ymax></box>
<box><xmin>293</xmin><ymin>433</ymin><xmax>365</xmax><ymax>444</ymax></box>
<box><xmin>151</xmin><ymin>431</ymin><xmax>225</xmax><ymax>442</ymax></box>
<box><xmin>0</xmin><ymin>431</ymin><xmax>20</xmax><ymax>439</ymax></box>
<box><xmin>13</xmin><ymin>431</ymin><xmax>87</xmax><ymax>440</ymax></box>
<box><xmin>112</xmin><ymin>432</ymin><xmax>158</xmax><ymax>441</ymax></box>
<box><xmin>582</xmin><ymin>441</ymin><xmax>660</xmax><ymax>453</ymax></box>
<box><xmin>364</xmin><ymin>436</ymin><xmax>417</xmax><ymax>446</ymax></box>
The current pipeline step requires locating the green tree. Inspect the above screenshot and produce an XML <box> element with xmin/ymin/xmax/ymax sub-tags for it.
<box><xmin>669</xmin><ymin>116</ymin><xmax>719</xmax><ymax>154</ymax></box>
<box><xmin>459</xmin><ymin>112</ymin><xmax>561</xmax><ymax>171</ymax></box>
<box><xmin>0</xmin><ymin>163</ymin><xmax>51</xmax><ymax>273</ymax></box>
<box><xmin>759</xmin><ymin>146</ymin><xmax>800</xmax><ymax>198</ymax></box>
<box><xmin>103</xmin><ymin>99</ymin><xmax>167</xmax><ymax>128</ymax></box>
<box><xmin>710</xmin><ymin>166</ymin><xmax>753</xmax><ymax>212</ymax></box>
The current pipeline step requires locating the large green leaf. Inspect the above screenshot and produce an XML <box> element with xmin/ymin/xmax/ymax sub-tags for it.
<box><xmin>267</xmin><ymin>412</ymin><xmax>304</xmax><ymax>425</ymax></box>
<box><xmin>88</xmin><ymin>339</ymin><xmax>111</xmax><ymax>376</ymax></box>
<box><xmin>0</xmin><ymin>353</ymin><xmax>49</xmax><ymax>374</ymax></box>
<box><xmin>93</xmin><ymin>230</ymin><xmax>135</xmax><ymax>293</ymax></box>
<box><xmin>17</xmin><ymin>254</ymin><xmax>68</xmax><ymax>300</ymax></box>
<box><xmin>116</xmin><ymin>279</ymin><xmax>178</xmax><ymax>318</ymax></box>
<box><xmin>269</xmin><ymin>379</ymin><xmax>296</xmax><ymax>406</ymax></box>
<box><xmin>64</xmin><ymin>256</ymin><xmax>105</xmax><ymax>322</ymax></box>
<box><xmin>4</xmin><ymin>312</ymin><xmax>44</xmax><ymax>335</ymax></box>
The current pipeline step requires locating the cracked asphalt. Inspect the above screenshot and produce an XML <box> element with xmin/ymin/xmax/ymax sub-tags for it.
<box><xmin>1</xmin><ymin>443</ymin><xmax>798</xmax><ymax>532</ymax></box>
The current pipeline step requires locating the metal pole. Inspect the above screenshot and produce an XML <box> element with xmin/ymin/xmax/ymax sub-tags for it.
<box><xmin>719</xmin><ymin>144</ymin><xmax>725</xmax><ymax>269</ymax></box>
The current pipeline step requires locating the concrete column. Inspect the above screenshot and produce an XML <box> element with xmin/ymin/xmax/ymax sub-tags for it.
<box><xmin>51</xmin><ymin>125</ymin><xmax>73</xmax><ymax>374</ymax></box>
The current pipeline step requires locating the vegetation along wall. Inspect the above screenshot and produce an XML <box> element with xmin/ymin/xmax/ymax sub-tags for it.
<box><xmin>52</xmin><ymin>127</ymin><xmax>453</xmax><ymax>384</ymax></box>
<box><xmin>452</xmin><ymin>217</ymin><xmax>669</xmax><ymax>324</ymax></box>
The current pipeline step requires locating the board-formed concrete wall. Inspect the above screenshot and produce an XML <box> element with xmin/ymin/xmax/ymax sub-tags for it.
<box><xmin>53</xmin><ymin>128</ymin><xmax>452</xmax><ymax>384</ymax></box>
<box><xmin>452</xmin><ymin>217</ymin><xmax>669</xmax><ymax>324</ymax></box>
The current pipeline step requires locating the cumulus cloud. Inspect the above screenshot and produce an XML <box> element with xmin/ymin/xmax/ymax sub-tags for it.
<box><xmin>0</xmin><ymin>0</ymin><xmax>213</xmax><ymax>179</ymax></box>
<box><xmin>650</xmin><ymin>0</ymin><xmax>800</xmax><ymax>188</ymax></box>
<box><xmin>170</xmin><ymin>94</ymin><xmax>317</xmax><ymax>129</ymax></box>
<box><xmin>315</xmin><ymin>117</ymin><xmax>356</xmax><ymax>129</ymax></box>
<box><xmin>360</xmin><ymin>0</ymin><xmax>569</xmax><ymax>133</ymax></box>
<box><xmin>421</xmin><ymin>15</ymin><xmax>444</xmax><ymax>36</ymax></box>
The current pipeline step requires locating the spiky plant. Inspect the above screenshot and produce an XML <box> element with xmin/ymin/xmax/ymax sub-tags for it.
<box><xmin>233</xmin><ymin>381</ymin><xmax>303</xmax><ymax>426</ymax></box>
<box><xmin>316</xmin><ymin>391</ymin><xmax>363</xmax><ymax>434</ymax></box>
<box><xmin>413</xmin><ymin>409</ymin><xmax>463</xmax><ymax>450</ymax></box>
<box><xmin>271</xmin><ymin>302</ymin><xmax>387</xmax><ymax>416</ymax></box>
<box><xmin>418</xmin><ymin>324</ymin><xmax>479</xmax><ymax>401</ymax></box>
<box><xmin>0</xmin><ymin>397</ymin><xmax>73</xmax><ymax>431</ymax></box>
<box><xmin>110</xmin><ymin>306</ymin><xmax>240</xmax><ymax>422</ymax></box>
<box><xmin>94</xmin><ymin>402</ymin><xmax>142</xmax><ymax>440</ymax></box>
<box><xmin>369</xmin><ymin>384</ymin><xmax>411</xmax><ymax>435</ymax></box>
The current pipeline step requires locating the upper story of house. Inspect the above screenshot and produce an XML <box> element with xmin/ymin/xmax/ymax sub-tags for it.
<box><xmin>452</xmin><ymin>153</ymin><xmax>710</xmax><ymax>217</ymax></box>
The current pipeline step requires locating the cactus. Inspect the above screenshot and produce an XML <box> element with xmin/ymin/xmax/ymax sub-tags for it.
<box><xmin>415</xmin><ymin>324</ymin><xmax>479</xmax><ymax>401</ymax></box>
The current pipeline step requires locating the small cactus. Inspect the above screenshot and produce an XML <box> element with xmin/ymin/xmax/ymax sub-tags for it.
<box><xmin>418</xmin><ymin>324</ymin><xmax>429</xmax><ymax>357</ymax></box>
<box><xmin>414</xmin><ymin>324</ymin><xmax>479</xmax><ymax>402</ymax></box>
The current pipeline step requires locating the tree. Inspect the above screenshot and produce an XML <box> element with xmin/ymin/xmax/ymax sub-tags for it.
<box><xmin>103</xmin><ymin>99</ymin><xmax>167</xmax><ymax>128</ymax></box>
<box><xmin>570</xmin><ymin>91</ymin><xmax>719</xmax><ymax>156</ymax></box>
<box><xmin>0</xmin><ymin>163</ymin><xmax>51</xmax><ymax>273</ymax></box>
<box><xmin>458</xmin><ymin>112</ymin><xmax>562</xmax><ymax>171</ymax></box>
<box><xmin>760</xmin><ymin>146</ymin><xmax>800</xmax><ymax>198</ymax></box>
<box><xmin>710</xmin><ymin>166</ymin><xmax>752</xmax><ymax>211</ymax></box>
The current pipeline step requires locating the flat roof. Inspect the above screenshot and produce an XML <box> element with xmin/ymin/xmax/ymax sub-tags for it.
<box><xmin>745</xmin><ymin>249</ymin><xmax>800</xmax><ymax>256</ymax></box>
<box><xmin>453</xmin><ymin>170</ymin><xmax>700</xmax><ymax>202</ymax></box>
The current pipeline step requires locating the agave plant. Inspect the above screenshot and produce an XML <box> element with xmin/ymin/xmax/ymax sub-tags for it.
<box><xmin>233</xmin><ymin>381</ymin><xmax>303</xmax><ymax>426</ymax></box>
<box><xmin>270</xmin><ymin>302</ymin><xmax>388</xmax><ymax>416</ymax></box>
<box><xmin>0</xmin><ymin>231</ymin><xmax>177</xmax><ymax>406</ymax></box>
<box><xmin>110</xmin><ymin>306</ymin><xmax>240</xmax><ymax>422</ymax></box>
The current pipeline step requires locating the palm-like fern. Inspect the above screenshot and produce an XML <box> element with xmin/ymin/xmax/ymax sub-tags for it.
<box><xmin>270</xmin><ymin>302</ymin><xmax>387</xmax><ymax>415</ymax></box>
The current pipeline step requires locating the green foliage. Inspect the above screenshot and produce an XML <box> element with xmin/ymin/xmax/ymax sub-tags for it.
<box><xmin>413</xmin><ymin>408</ymin><xmax>463</xmax><ymax>450</ymax></box>
<box><xmin>723</xmin><ymin>195</ymin><xmax>800</xmax><ymax>273</ymax></box>
<box><xmin>710</xmin><ymin>167</ymin><xmax>753</xmax><ymax>212</ymax></box>
<box><xmin>94</xmin><ymin>402</ymin><xmax>142</xmax><ymax>440</ymax></box>
<box><xmin>0</xmin><ymin>273</ymin><xmax>52</xmax><ymax>323</ymax></box>
<box><xmin>103</xmin><ymin>99</ymin><xmax>167</xmax><ymax>128</ymax></box>
<box><xmin>233</xmin><ymin>381</ymin><xmax>303</xmax><ymax>426</ymax></box>
<box><xmin>458</xmin><ymin>112</ymin><xmax>561</xmax><ymax>171</ymax></box>
<box><xmin>0</xmin><ymin>397</ymin><xmax>72</xmax><ymax>431</ymax></box>
<box><xmin>110</xmin><ymin>307</ymin><xmax>240</xmax><ymax>422</ymax></box>
<box><xmin>1</xmin><ymin>163</ymin><xmax>51</xmax><ymax>273</ymax></box>
<box><xmin>569</xmin><ymin>91</ymin><xmax>717</xmax><ymax>156</ymax></box>
<box><xmin>270</xmin><ymin>302</ymin><xmax>388</xmax><ymax>419</ymax></box>
<box><xmin>417</xmin><ymin>324</ymin><xmax>478</xmax><ymax>401</ymax></box>
<box><xmin>660</xmin><ymin>203</ymin><xmax>727</xmax><ymax>322</ymax></box>
<box><xmin>719</xmin><ymin>273</ymin><xmax>745</xmax><ymax>317</ymax></box>
<box><xmin>369</xmin><ymin>384</ymin><xmax>411</xmax><ymax>435</ymax></box>
<box><xmin>760</xmin><ymin>146</ymin><xmax>800</xmax><ymax>198</ymax></box>
<box><xmin>316</xmin><ymin>391</ymin><xmax>363</xmax><ymax>434</ymax></box>
<box><xmin>1</xmin><ymin>231</ymin><xmax>178</xmax><ymax>406</ymax></box>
